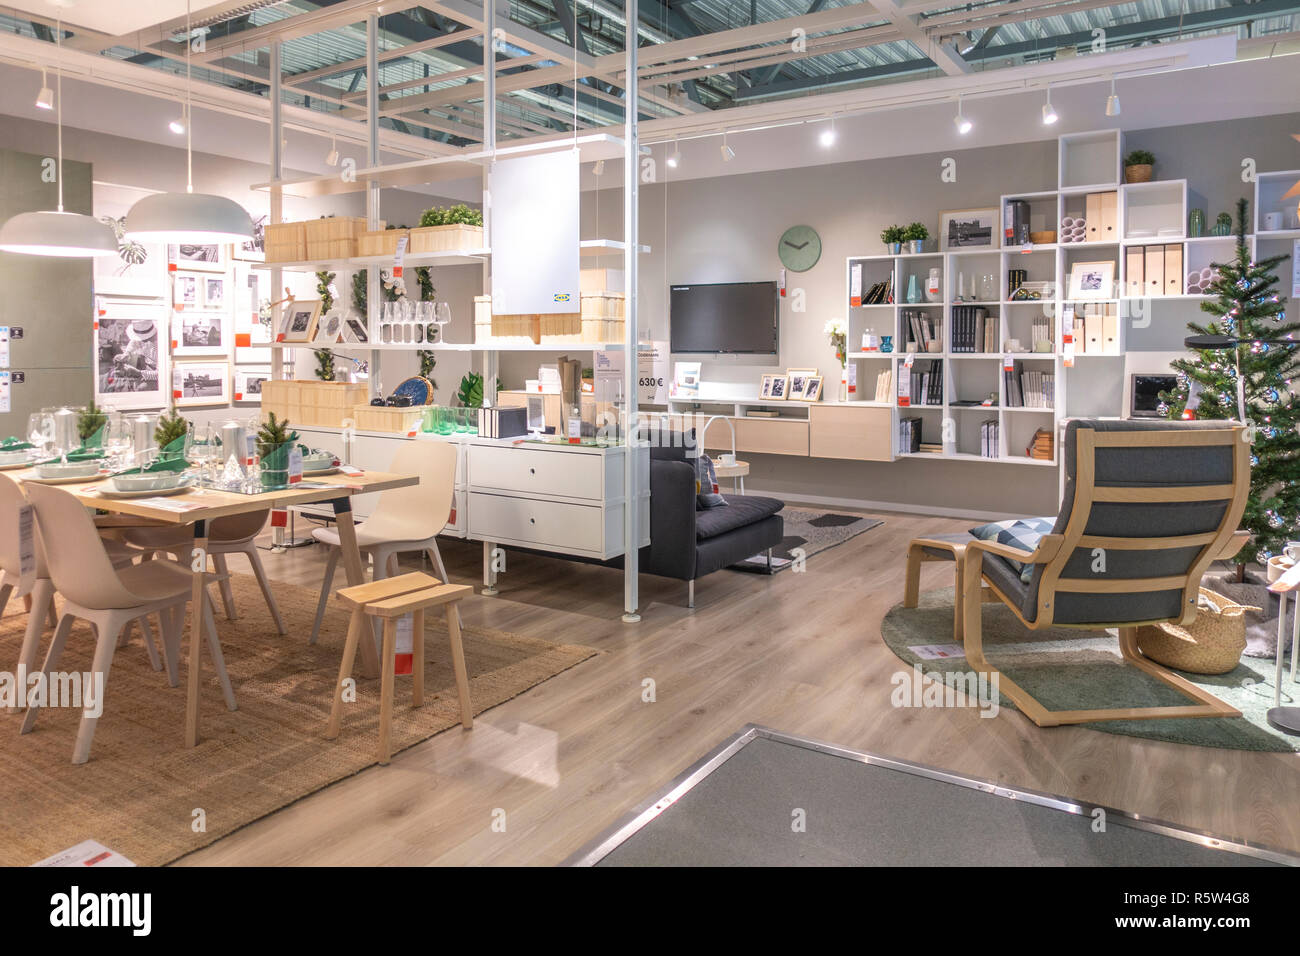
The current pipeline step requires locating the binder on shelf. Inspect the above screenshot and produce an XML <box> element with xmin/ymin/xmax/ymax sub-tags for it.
<box><xmin>1004</xmin><ymin>200</ymin><xmax>1031</xmax><ymax>246</ymax></box>
<box><xmin>1144</xmin><ymin>245</ymin><xmax>1165</xmax><ymax>297</ymax></box>
<box><xmin>1084</xmin><ymin>310</ymin><xmax>1103</xmax><ymax>352</ymax></box>
<box><xmin>1085</xmin><ymin>192</ymin><xmax>1103</xmax><ymax>242</ymax></box>
<box><xmin>1099</xmin><ymin>191</ymin><xmax>1118</xmax><ymax>241</ymax></box>
<box><xmin>1125</xmin><ymin>247</ymin><xmax>1145</xmax><ymax>297</ymax></box>
<box><xmin>1102</xmin><ymin>308</ymin><xmax>1119</xmax><ymax>354</ymax></box>
<box><xmin>477</xmin><ymin>405</ymin><xmax>529</xmax><ymax>439</ymax></box>
<box><xmin>1164</xmin><ymin>244</ymin><xmax>1183</xmax><ymax>295</ymax></box>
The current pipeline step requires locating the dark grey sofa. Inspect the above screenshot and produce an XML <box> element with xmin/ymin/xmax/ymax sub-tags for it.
<box><xmin>640</xmin><ymin>427</ymin><xmax>784</xmax><ymax>607</ymax></box>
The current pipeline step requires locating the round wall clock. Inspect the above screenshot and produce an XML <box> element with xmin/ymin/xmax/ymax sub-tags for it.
<box><xmin>778</xmin><ymin>224</ymin><xmax>822</xmax><ymax>272</ymax></box>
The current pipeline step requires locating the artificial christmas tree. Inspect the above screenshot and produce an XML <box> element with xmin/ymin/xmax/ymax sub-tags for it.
<box><xmin>1161</xmin><ymin>198</ymin><xmax>1299</xmax><ymax>575</ymax></box>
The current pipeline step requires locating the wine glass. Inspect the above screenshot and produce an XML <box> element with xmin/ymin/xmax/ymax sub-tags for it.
<box><xmin>27</xmin><ymin>412</ymin><xmax>53</xmax><ymax>462</ymax></box>
<box><xmin>435</xmin><ymin>301</ymin><xmax>452</xmax><ymax>328</ymax></box>
<box><xmin>379</xmin><ymin>301</ymin><xmax>394</xmax><ymax>345</ymax></box>
<box><xmin>103</xmin><ymin>416</ymin><xmax>134</xmax><ymax>471</ymax></box>
<box><xmin>189</xmin><ymin>422</ymin><xmax>214</xmax><ymax>490</ymax></box>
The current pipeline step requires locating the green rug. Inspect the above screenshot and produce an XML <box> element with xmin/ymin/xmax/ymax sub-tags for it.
<box><xmin>881</xmin><ymin>588</ymin><xmax>1298</xmax><ymax>753</ymax></box>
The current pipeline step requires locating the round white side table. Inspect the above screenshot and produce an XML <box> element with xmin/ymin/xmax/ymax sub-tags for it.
<box><xmin>711</xmin><ymin>458</ymin><xmax>749</xmax><ymax>496</ymax></box>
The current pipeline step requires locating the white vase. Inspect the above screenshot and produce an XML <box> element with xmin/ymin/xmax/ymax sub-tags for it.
<box><xmin>925</xmin><ymin>267</ymin><xmax>941</xmax><ymax>303</ymax></box>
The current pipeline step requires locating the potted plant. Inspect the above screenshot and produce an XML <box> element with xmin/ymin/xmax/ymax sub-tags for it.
<box><xmin>154</xmin><ymin>410</ymin><xmax>189</xmax><ymax>458</ymax></box>
<box><xmin>77</xmin><ymin>401</ymin><xmax>108</xmax><ymax>448</ymax></box>
<box><xmin>880</xmin><ymin>225</ymin><xmax>905</xmax><ymax>255</ymax></box>
<box><xmin>412</xmin><ymin>203</ymin><xmax>485</xmax><ymax>253</ymax></box>
<box><xmin>1124</xmin><ymin>149</ymin><xmax>1155</xmax><ymax>184</ymax></box>
<box><xmin>256</xmin><ymin>412</ymin><xmax>299</xmax><ymax>490</ymax></box>
<box><xmin>904</xmin><ymin>222</ymin><xmax>930</xmax><ymax>254</ymax></box>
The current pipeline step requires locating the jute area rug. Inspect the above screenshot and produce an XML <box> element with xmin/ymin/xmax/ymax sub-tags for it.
<box><xmin>0</xmin><ymin>574</ymin><xmax>596</xmax><ymax>866</ymax></box>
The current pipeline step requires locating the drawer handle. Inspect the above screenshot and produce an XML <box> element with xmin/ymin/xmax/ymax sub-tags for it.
<box><xmin>529</xmin><ymin>467</ymin><xmax>536</xmax><ymax>475</ymax></box>
<box><xmin>529</xmin><ymin>517</ymin><xmax>536</xmax><ymax>524</ymax></box>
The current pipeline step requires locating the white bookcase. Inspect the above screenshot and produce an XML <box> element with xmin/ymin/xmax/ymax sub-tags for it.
<box><xmin>844</xmin><ymin>129</ymin><xmax>1288</xmax><ymax>468</ymax></box>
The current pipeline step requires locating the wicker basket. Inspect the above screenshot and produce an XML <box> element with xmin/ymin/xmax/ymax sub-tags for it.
<box><xmin>264</xmin><ymin>222</ymin><xmax>307</xmax><ymax>263</ymax></box>
<box><xmin>408</xmin><ymin>223</ymin><xmax>484</xmax><ymax>254</ymax></box>
<box><xmin>356</xmin><ymin>228</ymin><xmax>409</xmax><ymax>258</ymax></box>
<box><xmin>1135</xmin><ymin>588</ymin><xmax>1257</xmax><ymax>675</ymax></box>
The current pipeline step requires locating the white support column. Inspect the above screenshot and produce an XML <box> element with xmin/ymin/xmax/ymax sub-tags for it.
<box><xmin>622</xmin><ymin>0</ymin><xmax>641</xmax><ymax>624</ymax></box>
<box><xmin>366</xmin><ymin>13</ymin><xmax>382</xmax><ymax>400</ymax></box>
<box><xmin>481</xmin><ymin>0</ymin><xmax>499</xmax><ymax>596</ymax></box>
<box><xmin>269</xmin><ymin>41</ymin><xmax>284</xmax><ymax>383</ymax></box>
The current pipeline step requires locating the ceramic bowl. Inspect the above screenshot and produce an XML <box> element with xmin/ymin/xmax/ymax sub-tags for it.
<box><xmin>111</xmin><ymin>471</ymin><xmax>185</xmax><ymax>492</ymax></box>
<box><xmin>37</xmin><ymin>460</ymin><xmax>101</xmax><ymax>480</ymax></box>
<box><xmin>0</xmin><ymin>449</ymin><xmax>34</xmax><ymax>465</ymax></box>
<box><xmin>301</xmin><ymin>452</ymin><xmax>335</xmax><ymax>472</ymax></box>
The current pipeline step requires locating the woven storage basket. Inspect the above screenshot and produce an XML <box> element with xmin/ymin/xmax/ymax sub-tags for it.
<box><xmin>1135</xmin><ymin>588</ymin><xmax>1256</xmax><ymax>675</ymax></box>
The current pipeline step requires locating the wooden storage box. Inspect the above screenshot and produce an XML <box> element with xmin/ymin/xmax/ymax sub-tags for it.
<box><xmin>304</xmin><ymin>217</ymin><xmax>375</xmax><ymax>260</ymax></box>
<box><xmin>261</xmin><ymin>380</ymin><xmax>367</xmax><ymax>430</ymax></box>
<box><xmin>264</xmin><ymin>222</ymin><xmax>306</xmax><ymax>263</ymax></box>
<box><xmin>408</xmin><ymin>223</ymin><xmax>484</xmax><ymax>254</ymax></box>
<box><xmin>581</xmin><ymin>268</ymin><xmax>625</xmax><ymax>292</ymax></box>
<box><xmin>350</xmin><ymin>403</ymin><xmax>424</xmax><ymax>435</ymax></box>
<box><xmin>357</xmin><ymin>228</ymin><xmax>409</xmax><ymax>258</ymax></box>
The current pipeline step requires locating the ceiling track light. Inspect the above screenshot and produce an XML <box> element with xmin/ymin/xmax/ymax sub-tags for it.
<box><xmin>953</xmin><ymin>94</ymin><xmax>972</xmax><ymax>135</ymax></box>
<box><xmin>666</xmin><ymin>138</ymin><xmax>680</xmax><ymax>169</ymax></box>
<box><xmin>325</xmin><ymin>134</ymin><xmax>339</xmax><ymax>167</ymax></box>
<box><xmin>592</xmin><ymin>158</ymin><xmax>605</xmax><ymax>176</ymax></box>
<box><xmin>0</xmin><ymin>19</ymin><xmax>117</xmax><ymax>257</ymax></box>
<box><xmin>125</xmin><ymin>0</ymin><xmax>253</xmax><ymax>245</ymax></box>
<box><xmin>819</xmin><ymin>116</ymin><xmax>837</xmax><ymax>148</ymax></box>
<box><xmin>720</xmin><ymin>131</ymin><xmax>734</xmax><ymax>162</ymax></box>
<box><xmin>1041</xmin><ymin>85</ymin><xmax>1059</xmax><ymax>125</ymax></box>
<box><xmin>1105</xmin><ymin>75</ymin><xmax>1121</xmax><ymax>117</ymax></box>
<box><xmin>169</xmin><ymin>104</ymin><xmax>187</xmax><ymax>135</ymax></box>
<box><xmin>35</xmin><ymin>67</ymin><xmax>53</xmax><ymax>110</ymax></box>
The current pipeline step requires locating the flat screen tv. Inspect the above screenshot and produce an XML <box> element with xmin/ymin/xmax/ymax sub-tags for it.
<box><xmin>670</xmin><ymin>281</ymin><xmax>779</xmax><ymax>355</ymax></box>
<box><xmin>1130</xmin><ymin>373</ymin><xmax>1177</xmax><ymax>418</ymax></box>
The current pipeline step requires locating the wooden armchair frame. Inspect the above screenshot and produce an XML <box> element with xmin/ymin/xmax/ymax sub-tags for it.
<box><xmin>956</xmin><ymin>425</ymin><xmax>1250</xmax><ymax>727</ymax></box>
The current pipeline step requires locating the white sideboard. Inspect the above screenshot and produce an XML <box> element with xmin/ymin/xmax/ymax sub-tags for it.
<box><xmin>292</xmin><ymin>425</ymin><xmax>649</xmax><ymax>590</ymax></box>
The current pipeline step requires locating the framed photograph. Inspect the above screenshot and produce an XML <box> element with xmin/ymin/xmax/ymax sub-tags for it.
<box><xmin>172</xmin><ymin>360</ymin><xmax>230</xmax><ymax>407</ymax></box>
<box><xmin>939</xmin><ymin>208</ymin><xmax>999</xmax><ymax>251</ymax></box>
<box><xmin>94</xmin><ymin>311</ymin><xmax>166</xmax><ymax>409</ymax></box>
<box><xmin>315</xmin><ymin>311</ymin><xmax>344</xmax><ymax>343</ymax></box>
<box><xmin>1068</xmin><ymin>260</ymin><xmax>1116</xmax><ymax>300</ymax></box>
<box><xmin>233</xmin><ymin>365</ymin><xmax>271</xmax><ymax>403</ymax></box>
<box><xmin>766</xmin><ymin>373</ymin><xmax>789</xmax><ymax>401</ymax></box>
<box><xmin>173</xmin><ymin>312</ymin><xmax>227</xmax><ymax>356</ymax></box>
<box><xmin>786</xmin><ymin>367</ymin><xmax>817</xmax><ymax>401</ymax></box>
<box><xmin>279</xmin><ymin>299</ymin><xmax>322</xmax><ymax>344</ymax></box>
<box><xmin>173</xmin><ymin>272</ymin><xmax>200</xmax><ymax>309</ymax></box>
<box><xmin>231</xmin><ymin>214</ymin><xmax>267</xmax><ymax>262</ymax></box>
<box><xmin>202</xmin><ymin>275</ymin><xmax>226</xmax><ymax>309</ymax></box>
<box><xmin>343</xmin><ymin>316</ymin><xmax>369</xmax><ymax>344</ymax></box>
<box><xmin>168</xmin><ymin>243</ymin><xmax>225</xmax><ymax>271</ymax></box>
<box><xmin>799</xmin><ymin>375</ymin><xmax>824</xmax><ymax>403</ymax></box>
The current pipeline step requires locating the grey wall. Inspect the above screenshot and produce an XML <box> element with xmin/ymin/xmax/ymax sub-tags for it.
<box><xmin>503</xmin><ymin>111</ymin><xmax>1299</xmax><ymax>518</ymax></box>
<box><xmin>0</xmin><ymin>148</ymin><xmax>94</xmax><ymax>438</ymax></box>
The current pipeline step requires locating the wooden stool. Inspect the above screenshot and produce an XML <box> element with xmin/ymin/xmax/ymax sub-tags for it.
<box><xmin>326</xmin><ymin>571</ymin><xmax>474</xmax><ymax>764</ymax></box>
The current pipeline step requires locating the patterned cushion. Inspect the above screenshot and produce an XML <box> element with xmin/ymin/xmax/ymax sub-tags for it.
<box><xmin>695</xmin><ymin>454</ymin><xmax>728</xmax><ymax>509</ymax></box>
<box><xmin>968</xmin><ymin>516</ymin><xmax>1054</xmax><ymax>583</ymax></box>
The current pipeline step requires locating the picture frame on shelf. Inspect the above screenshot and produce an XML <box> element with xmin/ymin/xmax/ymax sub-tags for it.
<box><xmin>168</xmin><ymin>243</ymin><xmax>226</xmax><ymax>272</ymax></box>
<box><xmin>230</xmin><ymin>215</ymin><xmax>267</xmax><ymax>262</ymax></box>
<box><xmin>172</xmin><ymin>272</ymin><xmax>200</xmax><ymax>309</ymax></box>
<box><xmin>1067</xmin><ymin>260</ymin><xmax>1116</xmax><ymax>300</ymax></box>
<box><xmin>939</xmin><ymin>208</ymin><xmax>999</xmax><ymax>251</ymax></box>
<box><xmin>202</xmin><ymin>275</ymin><xmax>226</xmax><ymax>310</ymax></box>
<box><xmin>173</xmin><ymin>311</ymin><xmax>227</xmax><ymax>357</ymax></box>
<box><xmin>172</xmin><ymin>359</ymin><xmax>230</xmax><ymax>407</ymax></box>
<box><xmin>785</xmin><ymin>367</ymin><xmax>817</xmax><ymax>401</ymax></box>
<box><xmin>93</xmin><ymin>309</ymin><xmax>167</xmax><ymax>410</ymax></box>
<box><xmin>233</xmin><ymin>365</ymin><xmax>271</xmax><ymax>403</ymax></box>
<box><xmin>315</xmin><ymin>311</ymin><xmax>344</xmax><ymax>344</ymax></box>
<box><xmin>760</xmin><ymin>373</ymin><xmax>789</xmax><ymax>401</ymax></box>
<box><xmin>799</xmin><ymin>375</ymin><xmax>824</xmax><ymax>403</ymax></box>
<box><xmin>278</xmin><ymin>299</ymin><xmax>322</xmax><ymax>343</ymax></box>
<box><xmin>343</xmin><ymin>316</ymin><xmax>369</xmax><ymax>344</ymax></box>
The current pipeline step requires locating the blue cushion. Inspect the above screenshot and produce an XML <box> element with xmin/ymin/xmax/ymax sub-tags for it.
<box><xmin>968</xmin><ymin>516</ymin><xmax>1054</xmax><ymax>583</ymax></box>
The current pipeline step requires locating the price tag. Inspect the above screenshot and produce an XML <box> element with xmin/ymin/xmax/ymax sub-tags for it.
<box><xmin>897</xmin><ymin>371</ymin><xmax>911</xmax><ymax>407</ymax></box>
<box><xmin>846</xmin><ymin>362</ymin><xmax>857</xmax><ymax>395</ymax></box>
<box><xmin>394</xmin><ymin>614</ymin><xmax>414</xmax><ymax>675</ymax></box>
<box><xmin>1063</xmin><ymin>338</ymin><xmax>1075</xmax><ymax>368</ymax></box>
<box><xmin>17</xmin><ymin>504</ymin><xmax>35</xmax><ymax>597</ymax></box>
<box><xmin>339</xmin><ymin>464</ymin><xmax>364</xmax><ymax>476</ymax></box>
<box><xmin>393</xmin><ymin>236</ymin><xmax>408</xmax><ymax>279</ymax></box>
<box><xmin>1003</xmin><ymin>353</ymin><xmax>1015</xmax><ymax>372</ymax></box>
<box><xmin>903</xmin><ymin>352</ymin><xmax>916</xmax><ymax>369</ymax></box>
<box><xmin>850</xmin><ymin>263</ymin><xmax>863</xmax><ymax>308</ymax></box>
<box><xmin>288</xmin><ymin>446</ymin><xmax>303</xmax><ymax>484</ymax></box>
<box><xmin>270</xmin><ymin>508</ymin><xmax>288</xmax><ymax>528</ymax></box>
<box><xmin>567</xmin><ymin>415</ymin><xmax>581</xmax><ymax>444</ymax></box>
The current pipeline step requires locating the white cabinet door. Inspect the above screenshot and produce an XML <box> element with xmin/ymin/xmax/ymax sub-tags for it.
<box><xmin>469</xmin><ymin>444</ymin><xmax>606</xmax><ymax>501</ymax></box>
<box><xmin>468</xmin><ymin>492</ymin><xmax>605</xmax><ymax>555</ymax></box>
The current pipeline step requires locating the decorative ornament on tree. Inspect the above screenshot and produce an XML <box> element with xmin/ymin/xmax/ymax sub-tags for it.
<box><xmin>1161</xmin><ymin>197</ymin><xmax>1299</xmax><ymax>574</ymax></box>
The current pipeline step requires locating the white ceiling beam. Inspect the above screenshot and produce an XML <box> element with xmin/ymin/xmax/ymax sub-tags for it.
<box><xmin>285</xmin><ymin>28</ymin><xmax>482</xmax><ymax>86</ymax></box>
<box><xmin>871</xmin><ymin>0</ymin><xmax>971</xmax><ymax>75</ymax></box>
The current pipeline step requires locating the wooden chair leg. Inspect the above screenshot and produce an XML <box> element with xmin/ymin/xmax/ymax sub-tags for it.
<box><xmin>213</xmin><ymin>554</ymin><xmax>237</xmax><ymax>621</ymax></box>
<box><xmin>159</xmin><ymin>605</ymin><xmax>182</xmax><ymax>687</ymax></box>
<box><xmin>72</xmin><ymin>616</ymin><xmax>122</xmax><ymax>765</ymax></box>
<box><xmin>378</xmin><ymin>617</ymin><xmax>397</xmax><ymax>764</ymax></box>
<box><xmin>903</xmin><ymin>544</ymin><xmax>922</xmax><ymax>608</ymax></box>
<box><xmin>445</xmin><ymin>603</ymin><xmax>473</xmax><ymax>730</ymax></box>
<box><xmin>325</xmin><ymin>608</ymin><xmax>365</xmax><ymax>740</ymax></box>
<box><xmin>20</xmin><ymin>613</ymin><xmax>74</xmax><ymax>734</ymax></box>
<box><xmin>310</xmin><ymin>548</ymin><xmax>340</xmax><ymax>646</ymax></box>
<box><xmin>201</xmin><ymin>594</ymin><xmax>238</xmax><ymax>712</ymax></box>
<box><xmin>245</xmin><ymin>546</ymin><xmax>287</xmax><ymax>635</ymax></box>
<box><xmin>411</xmin><ymin>609</ymin><xmax>425</xmax><ymax>707</ymax></box>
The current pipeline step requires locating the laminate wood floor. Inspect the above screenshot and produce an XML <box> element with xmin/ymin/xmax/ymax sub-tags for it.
<box><xmin>178</xmin><ymin>508</ymin><xmax>1300</xmax><ymax>865</ymax></box>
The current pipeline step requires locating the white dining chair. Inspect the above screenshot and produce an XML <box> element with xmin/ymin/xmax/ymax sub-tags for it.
<box><xmin>20</xmin><ymin>482</ymin><xmax>237</xmax><ymax>764</ymax></box>
<box><xmin>121</xmin><ymin>509</ymin><xmax>286</xmax><ymax>635</ymax></box>
<box><xmin>309</xmin><ymin>441</ymin><xmax>456</xmax><ymax>645</ymax></box>
<box><xmin>0</xmin><ymin>475</ymin><xmax>162</xmax><ymax>698</ymax></box>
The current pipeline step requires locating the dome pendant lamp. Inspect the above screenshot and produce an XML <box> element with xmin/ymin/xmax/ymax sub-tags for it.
<box><xmin>0</xmin><ymin>18</ymin><xmax>117</xmax><ymax>257</ymax></box>
<box><xmin>125</xmin><ymin>0</ymin><xmax>253</xmax><ymax>245</ymax></box>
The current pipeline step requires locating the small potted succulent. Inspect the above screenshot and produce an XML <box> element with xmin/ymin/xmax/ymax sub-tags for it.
<box><xmin>881</xmin><ymin>225</ymin><xmax>905</xmax><ymax>255</ymax></box>
<box><xmin>256</xmin><ymin>412</ymin><xmax>299</xmax><ymax>490</ymax></box>
<box><xmin>904</xmin><ymin>222</ymin><xmax>930</xmax><ymax>254</ymax></box>
<box><xmin>1124</xmin><ymin>149</ymin><xmax>1155</xmax><ymax>184</ymax></box>
<box><xmin>1210</xmin><ymin>211</ymin><xmax>1233</xmax><ymax>236</ymax></box>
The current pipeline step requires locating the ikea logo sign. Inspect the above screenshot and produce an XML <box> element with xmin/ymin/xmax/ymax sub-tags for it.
<box><xmin>553</xmin><ymin>293</ymin><xmax>571</xmax><ymax>302</ymax></box>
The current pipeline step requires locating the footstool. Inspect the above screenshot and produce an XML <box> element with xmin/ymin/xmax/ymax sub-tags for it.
<box><xmin>903</xmin><ymin>533</ymin><xmax>974</xmax><ymax>642</ymax></box>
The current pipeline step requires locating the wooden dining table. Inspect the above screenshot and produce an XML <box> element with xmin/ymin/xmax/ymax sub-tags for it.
<box><xmin>12</xmin><ymin>467</ymin><xmax>418</xmax><ymax>748</ymax></box>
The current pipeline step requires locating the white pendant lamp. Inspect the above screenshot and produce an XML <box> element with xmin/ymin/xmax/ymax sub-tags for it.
<box><xmin>0</xmin><ymin>18</ymin><xmax>117</xmax><ymax>257</ymax></box>
<box><xmin>125</xmin><ymin>0</ymin><xmax>253</xmax><ymax>244</ymax></box>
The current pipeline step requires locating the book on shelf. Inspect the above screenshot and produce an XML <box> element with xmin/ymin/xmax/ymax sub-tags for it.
<box><xmin>899</xmin><ymin>417</ymin><xmax>923</xmax><ymax>453</ymax></box>
<box><xmin>477</xmin><ymin>405</ymin><xmax>528</xmax><ymax>439</ymax></box>
<box><xmin>1030</xmin><ymin>316</ymin><xmax>1054</xmax><ymax>352</ymax></box>
<box><xmin>864</xmin><ymin>275</ymin><xmax>895</xmax><ymax>305</ymax></box>
<box><xmin>1026</xmin><ymin>426</ymin><xmax>1054</xmax><ymax>460</ymax></box>
<box><xmin>907</xmin><ymin>358</ymin><xmax>943</xmax><ymax>406</ymax></box>
<box><xmin>874</xmin><ymin>368</ymin><xmax>893</xmax><ymax>403</ymax></box>
<box><xmin>950</xmin><ymin>306</ymin><xmax>992</xmax><ymax>353</ymax></box>
<box><xmin>1003</xmin><ymin>360</ymin><xmax>1054</xmax><ymax>409</ymax></box>
<box><xmin>918</xmin><ymin>442</ymin><xmax>944</xmax><ymax>454</ymax></box>
<box><xmin>980</xmin><ymin>418</ymin><xmax>1000</xmax><ymax>459</ymax></box>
